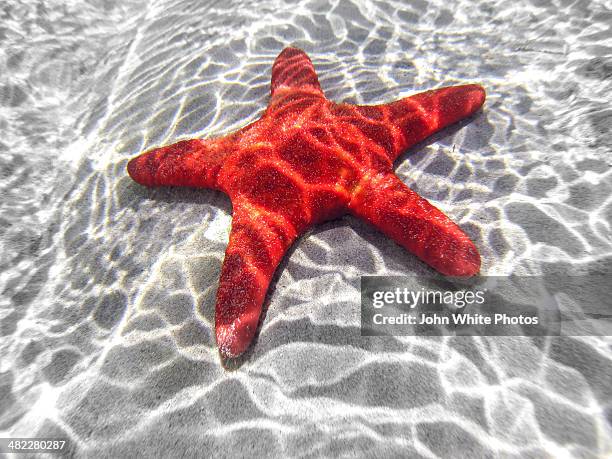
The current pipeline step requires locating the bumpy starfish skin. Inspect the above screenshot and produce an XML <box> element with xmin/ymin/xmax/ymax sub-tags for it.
<box><xmin>127</xmin><ymin>47</ymin><xmax>486</xmax><ymax>358</ymax></box>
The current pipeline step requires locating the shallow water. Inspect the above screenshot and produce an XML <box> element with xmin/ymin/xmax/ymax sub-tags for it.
<box><xmin>1</xmin><ymin>0</ymin><xmax>611</xmax><ymax>457</ymax></box>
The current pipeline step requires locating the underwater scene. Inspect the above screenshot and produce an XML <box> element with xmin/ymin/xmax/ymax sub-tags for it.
<box><xmin>0</xmin><ymin>0</ymin><xmax>611</xmax><ymax>457</ymax></box>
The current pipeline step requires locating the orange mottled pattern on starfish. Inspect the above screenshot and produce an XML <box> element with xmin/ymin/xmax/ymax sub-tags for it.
<box><xmin>127</xmin><ymin>46</ymin><xmax>486</xmax><ymax>358</ymax></box>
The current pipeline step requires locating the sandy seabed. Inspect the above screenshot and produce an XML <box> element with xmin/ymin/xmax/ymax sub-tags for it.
<box><xmin>0</xmin><ymin>0</ymin><xmax>611</xmax><ymax>457</ymax></box>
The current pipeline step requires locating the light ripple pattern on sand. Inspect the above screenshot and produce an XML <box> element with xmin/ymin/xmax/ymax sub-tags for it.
<box><xmin>0</xmin><ymin>0</ymin><xmax>611</xmax><ymax>457</ymax></box>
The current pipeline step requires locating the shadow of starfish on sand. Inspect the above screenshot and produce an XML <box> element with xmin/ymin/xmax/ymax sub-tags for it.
<box><xmin>127</xmin><ymin>47</ymin><xmax>486</xmax><ymax>361</ymax></box>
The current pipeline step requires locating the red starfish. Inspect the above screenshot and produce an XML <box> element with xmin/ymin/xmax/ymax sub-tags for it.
<box><xmin>127</xmin><ymin>47</ymin><xmax>485</xmax><ymax>358</ymax></box>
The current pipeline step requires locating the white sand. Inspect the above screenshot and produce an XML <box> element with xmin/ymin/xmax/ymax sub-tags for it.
<box><xmin>0</xmin><ymin>0</ymin><xmax>611</xmax><ymax>457</ymax></box>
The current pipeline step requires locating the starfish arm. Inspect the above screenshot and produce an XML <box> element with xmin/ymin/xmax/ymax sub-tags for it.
<box><xmin>126</xmin><ymin>138</ymin><xmax>233</xmax><ymax>190</ymax></box>
<box><xmin>215</xmin><ymin>200</ymin><xmax>299</xmax><ymax>358</ymax></box>
<box><xmin>378</xmin><ymin>84</ymin><xmax>486</xmax><ymax>160</ymax></box>
<box><xmin>270</xmin><ymin>47</ymin><xmax>324</xmax><ymax>99</ymax></box>
<box><xmin>349</xmin><ymin>172</ymin><xmax>480</xmax><ymax>276</ymax></box>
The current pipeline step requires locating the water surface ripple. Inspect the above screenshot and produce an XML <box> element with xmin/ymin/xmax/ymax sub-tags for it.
<box><xmin>0</xmin><ymin>0</ymin><xmax>611</xmax><ymax>457</ymax></box>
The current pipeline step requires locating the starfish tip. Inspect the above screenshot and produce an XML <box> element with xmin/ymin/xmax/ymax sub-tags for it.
<box><xmin>278</xmin><ymin>45</ymin><xmax>304</xmax><ymax>56</ymax></box>
<box><xmin>126</xmin><ymin>155</ymin><xmax>148</xmax><ymax>186</ymax></box>
<box><xmin>450</xmin><ymin>84</ymin><xmax>486</xmax><ymax>118</ymax></box>
<box><xmin>441</xmin><ymin>242</ymin><xmax>481</xmax><ymax>277</ymax></box>
<box><xmin>216</xmin><ymin>319</ymin><xmax>257</xmax><ymax>359</ymax></box>
<box><xmin>469</xmin><ymin>84</ymin><xmax>486</xmax><ymax>110</ymax></box>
